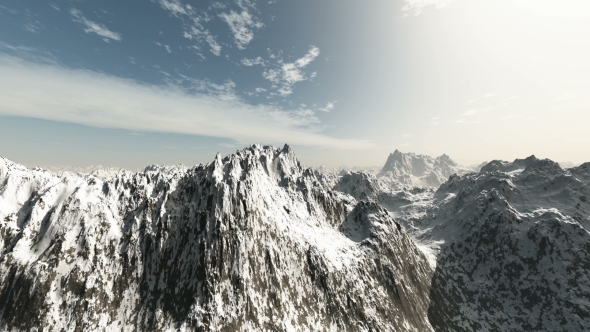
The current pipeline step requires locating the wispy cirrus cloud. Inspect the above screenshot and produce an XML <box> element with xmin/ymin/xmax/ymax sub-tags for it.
<box><xmin>219</xmin><ymin>10</ymin><xmax>263</xmax><ymax>49</ymax></box>
<box><xmin>0</xmin><ymin>55</ymin><xmax>370</xmax><ymax>150</ymax></box>
<box><xmin>70</xmin><ymin>9</ymin><xmax>121</xmax><ymax>42</ymax></box>
<box><xmin>241</xmin><ymin>56</ymin><xmax>266</xmax><ymax>66</ymax></box>
<box><xmin>154</xmin><ymin>41</ymin><xmax>173</xmax><ymax>53</ymax></box>
<box><xmin>263</xmin><ymin>46</ymin><xmax>320</xmax><ymax>96</ymax></box>
<box><xmin>318</xmin><ymin>101</ymin><xmax>336</xmax><ymax>112</ymax></box>
<box><xmin>24</xmin><ymin>22</ymin><xmax>41</xmax><ymax>33</ymax></box>
<box><xmin>156</xmin><ymin>0</ymin><xmax>222</xmax><ymax>56</ymax></box>
<box><xmin>156</xmin><ymin>0</ymin><xmax>266</xmax><ymax>56</ymax></box>
<box><xmin>156</xmin><ymin>0</ymin><xmax>189</xmax><ymax>16</ymax></box>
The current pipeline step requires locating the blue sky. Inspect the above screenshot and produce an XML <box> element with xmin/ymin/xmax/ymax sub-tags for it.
<box><xmin>1</xmin><ymin>0</ymin><xmax>589</xmax><ymax>168</ymax></box>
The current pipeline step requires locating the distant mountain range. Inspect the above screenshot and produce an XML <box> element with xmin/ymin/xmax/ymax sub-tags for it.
<box><xmin>1</xmin><ymin>147</ymin><xmax>589</xmax><ymax>331</ymax></box>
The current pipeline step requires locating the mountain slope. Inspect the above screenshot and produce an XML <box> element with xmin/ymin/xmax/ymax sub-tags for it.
<box><xmin>0</xmin><ymin>145</ymin><xmax>434</xmax><ymax>331</ymax></box>
<box><xmin>331</xmin><ymin>155</ymin><xmax>590</xmax><ymax>331</ymax></box>
<box><xmin>422</xmin><ymin>156</ymin><xmax>590</xmax><ymax>331</ymax></box>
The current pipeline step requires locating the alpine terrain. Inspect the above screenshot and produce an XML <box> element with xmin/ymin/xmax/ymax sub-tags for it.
<box><xmin>1</xmin><ymin>145</ymin><xmax>589</xmax><ymax>331</ymax></box>
<box><xmin>0</xmin><ymin>145</ymin><xmax>433</xmax><ymax>331</ymax></box>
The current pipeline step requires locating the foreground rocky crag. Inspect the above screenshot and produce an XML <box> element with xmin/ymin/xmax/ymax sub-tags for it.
<box><xmin>0</xmin><ymin>145</ymin><xmax>433</xmax><ymax>331</ymax></box>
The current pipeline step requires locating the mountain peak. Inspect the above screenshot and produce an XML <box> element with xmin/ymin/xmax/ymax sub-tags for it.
<box><xmin>378</xmin><ymin>150</ymin><xmax>468</xmax><ymax>188</ymax></box>
<box><xmin>0</xmin><ymin>146</ymin><xmax>434</xmax><ymax>331</ymax></box>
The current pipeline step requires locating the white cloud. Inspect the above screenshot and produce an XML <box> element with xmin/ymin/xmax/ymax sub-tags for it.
<box><xmin>295</xmin><ymin>47</ymin><xmax>320</xmax><ymax>67</ymax></box>
<box><xmin>263</xmin><ymin>46</ymin><xmax>320</xmax><ymax>96</ymax></box>
<box><xmin>183</xmin><ymin>26</ymin><xmax>221</xmax><ymax>56</ymax></box>
<box><xmin>0</xmin><ymin>56</ymin><xmax>370</xmax><ymax>150</ymax></box>
<box><xmin>403</xmin><ymin>0</ymin><xmax>455</xmax><ymax>14</ymax></box>
<box><xmin>24</xmin><ymin>22</ymin><xmax>40</xmax><ymax>33</ymax></box>
<box><xmin>205</xmin><ymin>34</ymin><xmax>221</xmax><ymax>56</ymax></box>
<box><xmin>156</xmin><ymin>0</ymin><xmax>189</xmax><ymax>17</ymax></box>
<box><xmin>241</xmin><ymin>56</ymin><xmax>266</xmax><ymax>66</ymax></box>
<box><xmin>219</xmin><ymin>10</ymin><xmax>263</xmax><ymax>49</ymax></box>
<box><xmin>236</xmin><ymin>0</ymin><xmax>257</xmax><ymax>10</ymax></box>
<box><xmin>318</xmin><ymin>101</ymin><xmax>336</xmax><ymax>112</ymax></box>
<box><xmin>157</xmin><ymin>0</ymin><xmax>222</xmax><ymax>56</ymax></box>
<box><xmin>70</xmin><ymin>9</ymin><xmax>121</xmax><ymax>42</ymax></box>
<box><xmin>153</xmin><ymin>41</ymin><xmax>173</xmax><ymax>53</ymax></box>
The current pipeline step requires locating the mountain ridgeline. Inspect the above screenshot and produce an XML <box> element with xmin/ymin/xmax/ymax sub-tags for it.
<box><xmin>1</xmin><ymin>146</ymin><xmax>589</xmax><ymax>331</ymax></box>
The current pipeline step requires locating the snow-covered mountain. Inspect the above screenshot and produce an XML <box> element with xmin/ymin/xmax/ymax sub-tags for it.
<box><xmin>3</xmin><ymin>145</ymin><xmax>589</xmax><ymax>331</ymax></box>
<box><xmin>406</xmin><ymin>156</ymin><xmax>590</xmax><ymax>331</ymax></box>
<box><xmin>315</xmin><ymin>165</ymin><xmax>382</xmax><ymax>176</ymax></box>
<box><xmin>377</xmin><ymin>150</ymin><xmax>472</xmax><ymax>189</ymax></box>
<box><xmin>0</xmin><ymin>145</ymin><xmax>434</xmax><ymax>331</ymax></box>
<box><xmin>331</xmin><ymin>154</ymin><xmax>590</xmax><ymax>331</ymax></box>
<box><xmin>43</xmin><ymin>165</ymin><xmax>139</xmax><ymax>181</ymax></box>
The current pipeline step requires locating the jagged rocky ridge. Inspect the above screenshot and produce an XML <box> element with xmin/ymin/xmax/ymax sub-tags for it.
<box><xmin>3</xmin><ymin>145</ymin><xmax>589</xmax><ymax>332</ymax></box>
<box><xmin>334</xmin><ymin>155</ymin><xmax>590</xmax><ymax>331</ymax></box>
<box><xmin>0</xmin><ymin>145</ymin><xmax>433</xmax><ymax>331</ymax></box>
<box><xmin>425</xmin><ymin>156</ymin><xmax>590</xmax><ymax>331</ymax></box>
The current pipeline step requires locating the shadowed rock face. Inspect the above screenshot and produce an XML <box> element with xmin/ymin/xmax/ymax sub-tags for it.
<box><xmin>0</xmin><ymin>145</ymin><xmax>434</xmax><ymax>331</ymax></box>
<box><xmin>426</xmin><ymin>156</ymin><xmax>590</xmax><ymax>331</ymax></box>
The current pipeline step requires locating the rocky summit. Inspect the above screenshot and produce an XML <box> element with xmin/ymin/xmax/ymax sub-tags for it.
<box><xmin>0</xmin><ymin>145</ymin><xmax>433</xmax><ymax>331</ymax></box>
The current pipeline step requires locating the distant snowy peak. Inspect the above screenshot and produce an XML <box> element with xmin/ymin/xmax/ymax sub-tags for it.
<box><xmin>41</xmin><ymin>164</ymin><xmax>135</xmax><ymax>181</ymax></box>
<box><xmin>479</xmin><ymin>154</ymin><xmax>560</xmax><ymax>174</ymax></box>
<box><xmin>377</xmin><ymin>149</ymin><xmax>470</xmax><ymax>189</ymax></box>
<box><xmin>314</xmin><ymin>165</ymin><xmax>382</xmax><ymax>175</ymax></box>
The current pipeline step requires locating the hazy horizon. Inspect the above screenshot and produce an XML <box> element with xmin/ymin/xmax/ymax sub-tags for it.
<box><xmin>1</xmin><ymin>0</ymin><xmax>589</xmax><ymax>168</ymax></box>
<box><xmin>1</xmin><ymin>139</ymin><xmax>582</xmax><ymax>172</ymax></box>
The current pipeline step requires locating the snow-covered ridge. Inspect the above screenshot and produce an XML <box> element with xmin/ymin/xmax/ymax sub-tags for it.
<box><xmin>0</xmin><ymin>145</ymin><xmax>434</xmax><ymax>331</ymax></box>
<box><xmin>421</xmin><ymin>156</ymin><xmax>590</xmax><ymax>331</ymax></box>
<box><xmin>38</xmin><ymin>164</ymin><xmax>138</xmax><ymax>181</ymax></box>
<box><xmin>330</xmin><ymin>154</ymin><xmax>590</xmax><ymax>331</ymax></box>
